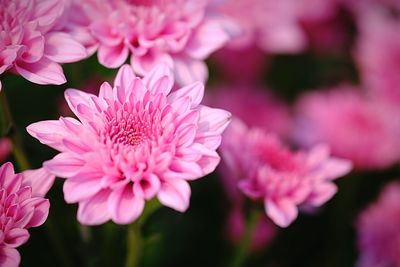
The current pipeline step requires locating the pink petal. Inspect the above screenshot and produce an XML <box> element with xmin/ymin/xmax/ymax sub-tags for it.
<box><xmin>167</xmin><ymin>81</ymin><xmax>204</xmax><ymax>108</ymax></box>
<box><xmin>197</xmin><ymin>106</ymin><xmax>231</xmax><ymax>134</ymax></box>
<box><xmin>157</xmin><ymin>179</ymin><xmax>191</xmax><ymax>212</ymax></box>
<box><xmin>20</xmin><ymin>31</ymin><xmax>44</xmax><ymax>63</ymax></box>
<box><xmin>77</xmin><ymin>190</ymin><xmax>111</xmax><ymax>225</ymax></box>
<box><xmin>99</xmin><ymin>82</ymin><xmax>113</xmax><ymax>100</ymax></box>
<box><xmin>130</xmin><ymin>51</ymin><xmax>174</xmax><ymax>77</ymax></box>
<box><xmin>142</xmin><ymin>63</ymin><xmax>174</xmax><ymax>95</ymax></box>
<box><xmin>15</xmin><ymin>57</ymin><xmax>66</xmax><ymax>85</ymax></box>
<box><xmin>98</xmin><ymin>44</ymin><xmax>129</xmax><ymax>68</ymax></box>
<box><xmin>185</xmin><ymin>19</ymin><xmax>230</xmax><ymax>59</ymax></box>
<box><xmin>173</xmin><ymin>57</ymin><xmax>207</xmax><ymax>85</ymax></box>
<box><xmin>114</xmin><ymin>65</ymin><xmax>136</xmax><ymax>103</ymax></box>
<box><xmin>44</xmin><ymin>153</ymin><xmax>85</xmax><ymax>177</ymax></box>
<box><xmin>45</xmin><ymin>32</ymin><xmax>87</xmax><ymax>63</ymax></box>
<box><xmin>0</xmin><ymin>162</ymin><xmax>16</xmax><ymax>189</ymax></box>
<box><xmin>91</xmin><ymin>21</ymin><xmax>122</xmax><ymax>46</ymax></box>
<box><xmin>24</xmin><ymin>198</ymin><xmax>50</xmax><ymax>228</ymax></box>
<box><xmin>4</xmin><ymin>228</ymin><xmax>29</xmax><ymax>248</ymax></box>
<box><xmin>0</xmin><ymin>246</ymin><xmax>20</xmax><ymax>267</ymax></box>
<box><xmin>64</xmin><ymin>89</ymin><xmax>96</xmax><ymax>118</ymax></box>
<box><xmin>63</xmin><ymin>174</ymin><xmax>103</xmax><ymax>203</ymax></box>
<box><xmin>108</xmin><ymin>185</ymin><xmax>145</xmax><ymax>224</ymax></box>
<box><xmin>265</xmin><ymin>198</ymin><xmax>298</xmax><ymax>228</ymax></box>
<box><xmin>306</xmin><ymin>182</ymin><xmax>338</xmax><ymax>206</ymax></box>
<box><xmin>33</xmin><ymin>0</ymin><xmax>65</xmax><ymax>30</ymax></box>
<box><xmin>22</xmin><ymin>168</ymin><xmax>55</xmax><ymax>197</ymax></box>
<box><xmin>27</xmin><ymin>120</ymin><xmax>67</xmax><ymax>151</ymax></box>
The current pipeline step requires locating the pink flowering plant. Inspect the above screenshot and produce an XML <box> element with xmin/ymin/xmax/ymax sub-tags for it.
<box><xmin>0</xmin><ymin>0</ymin><xmax>399</xmax><ymax>266</ymax></box>
<box><xmin>28</xmin><ymin>63</ymin><xmax>231</xmax><ymax>225</ymax></box>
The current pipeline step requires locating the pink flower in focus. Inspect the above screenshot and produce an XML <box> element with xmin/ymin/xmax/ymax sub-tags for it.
<box><xmin>0</xmin><ymin>139</ymin><xmax>11</xmax><ymax>163</ymax></box>
<box><xmin>0</xmin><ymin>162</ymin><xmax>52</xmax><ymax>267</ymax></box>
<box><xmin>356</xmin><ymin>181</ymin><xmax>400</xmax><ymax>267</ymax></box>
<box><xmin>220</xmin><ymin>119</ymin><xmax>351</xmax><ymax>227</ymax></box>
<box><xmin>294</xmin><ymin>86</ymin><xmax>400</xmax><ymax>170</ymax></box>
<box><xmin>75</xmin><ymin>0</ymin><xmax>231</xmax><ymax>85</ymax></box>
<box><xmin>0</xmin><ymin>0</ymin><xmax>87</xmax><ymax>88</ymax></box>
<box><xmin>206</xmin><ymin>86</ymin><xmax>292</xmax><ymax>139</ymax></box>
<box><xmin>28</xmin><ymin>63</ymin><xmax>231</xmax><ymax>225</ymax></box>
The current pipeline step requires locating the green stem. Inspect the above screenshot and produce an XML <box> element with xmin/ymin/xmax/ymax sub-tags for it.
<box><xmin>125</xmin><ymin>199</ymin><xmax>162</xmax><ymax>267</ymax></box>
<box><xmin>228</xmin><ymin>208</ymin><xmax>261</xmax><ymax>267</ymax></box>
<box><xmin>0</xmin><ymin>90</ymin><xmax>73</xmax><ymax>267</ymax></box>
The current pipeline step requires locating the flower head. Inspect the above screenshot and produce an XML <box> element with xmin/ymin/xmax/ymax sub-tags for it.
<box><xmin>294</xmin><ymin>86</ymin><xmax>400</xmax><ymax>170</ymax></box>
<box><xmin>0</xmin><ymin>0</ymin><xmax>87</xmax><ymax>89</ymax></box>
<box><xmin>356</xmin><ymin>182</ymin><xmax>400</xmax><ymax>267</ymax></box>
<box><xmin>220</xmin><ymin>119</ymin><xmax>351</xmax><ymax>227</ymax></box>
<box><xmin>28</xmin><ymin>63</ymin><xmax>231</xmax><ymax>225</ymax></box>
<box><xmin>0</xmin><ymin>162</ymin><xmax>51</xmax><ymax>267</ymax></box>
<box><xmin>73</xmin><ymin>0</ymin><xmax>231</xmax><ymax>85</ymax></box>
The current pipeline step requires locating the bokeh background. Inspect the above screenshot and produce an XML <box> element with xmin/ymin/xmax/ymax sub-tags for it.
<box><xmin>1</xmin><ymin>0</ymin><xmax>400</xmax><ymax>266</ymax></box>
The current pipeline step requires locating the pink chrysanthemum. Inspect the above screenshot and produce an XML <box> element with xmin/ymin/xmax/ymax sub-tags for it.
<box><xmin>28</xmin><ymin>63</ymin><xmax>231</xmax><ymax>225</ymax></box>
<box><xmin>356</xmin><ymin>182</ymin><xmax>400</xmax><ymax>267</ymax></box>
<box><xmin>294</xmin><ymin>86</ymin><xmax>400</xmax><ymax>170</ymax></box>
<box><xmin>72</xmin><ymin>0</ymin><xmax>231</xmax><ymax>85</ymax></box>
<box><xmin>220</xmin><ymin>119</ymin><xmax>352</xmax><ymax>227</ymax></box>
<box><xmin>0</xmin><ymin>139</ymin><xmax>11</xmax><ymax>163</ymax></box>
<box><xmin>0</xmin><ymin>0</ymin><xmax>87</xmax><ymax>90</ymax></box>
<box><xmin>0</xmin><ymin>162</ymin><xmax>52</xmax><ymax>267</ymax></box>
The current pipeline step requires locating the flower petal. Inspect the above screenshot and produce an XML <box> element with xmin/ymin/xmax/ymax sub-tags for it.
<box><xmin>108</xmin><ymin>185</ymin><xmax>145</xmax><ymax>224</ymax></box>
<box><xmin>157</xmin><ymin>179</ymin><xmax>191</xmax><ymax>212</ymax></box>
<box><xmin>22</xmin><ymin>168</ymin><xmax>55</xmax><ymax>197</ymax></box>
<box><xmin>77</xmin><ymin>190</ymin><xmax>111</xmax><ymax>225</ymax></box>
<box><xmin>45</xmin><ymin>32</ymin><xmax>87</xmax><ymax>63</ymax></box>
<box><xmin>15</xmin><ymin>57</ymin><xmax>66</xmax><ymax>85</ymax></box>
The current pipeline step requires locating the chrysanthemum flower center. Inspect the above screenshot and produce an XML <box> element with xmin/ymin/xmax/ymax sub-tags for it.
<box><xmin>102</xmin><ymin>109</ymin><xmax>162</xmax><ymax>148</ymax></box>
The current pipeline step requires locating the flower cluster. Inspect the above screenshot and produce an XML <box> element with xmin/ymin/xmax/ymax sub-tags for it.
<box><xmin>68</xmin><ymin>0</ymin><xmax>232</xmax><ymax>85</ymax></box>
<box><xmin>28</xmin><ymin>64</ymin><xmax>231</xmax><ymax>225</ymax></box>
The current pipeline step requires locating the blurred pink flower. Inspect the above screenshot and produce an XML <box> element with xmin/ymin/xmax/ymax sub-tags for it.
<box><xmin>28</xmin><ymin>63</ymin><xmax>231</xmax><ymax>225</ymax></box>
<box><xmin>213</xmin><ymin>0</ymin><xmax>337</xmax><ymax>54</ymax></box>
<box><xmin>355</xmin><ymin>12</ymin><xmax>400</xmax><ymax>104</ymax></box>
<box><xmin>0</xmin><ymin>162</ymin><xmax>51</xmax><ymax>267</ymax></box>
<box><xmin>220</xmin><ymin>119</ymin><xmax>351</xmax><ymax>227</ymax></box>
<box><xmin>74</xmin><ymin>0</ymin><xmax>231</xmax><ymax>85</ymax></box>
<box><xmin>301</xmin><ymin>6</ymin><xmax>351</xmax><ymax>53</ymax></box>
<box><xmin>211</xmin><ymin>45</ymin><xmax>269</xmax><ymax>84</ymax></box>
<box><xmin>206</xmin><ymin>85</ymin><xmax>292</xmax><ymax>139</ymax></box>
<box><xmin>294</xmin><ymin>86</ymin><xmax>400</xmax><ymax>170</ymax></box>
<box><xmin>0</xmin><ymin>0</ymin><xmax>87</xmax><ymax>89</ymax></box>
<box><xmin>356</xmin><ymin>181</ymin><xmax>400</xmax><ymax>267</ymax></box>
<box><xmin>213</xmin><ymin>0</ymin><xmax>307</xmax><ymax>53</ymax></box>
<box><xmin>0</xmin><ymin>139</ymin><xmax>11</xmax><ymax>163</ymax></box>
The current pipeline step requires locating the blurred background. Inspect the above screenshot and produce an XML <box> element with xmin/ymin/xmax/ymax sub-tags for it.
<box><xmin>1</xmin><ymin>0</ymin><xmax>400</xmax><ymax>266</ymax></box>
